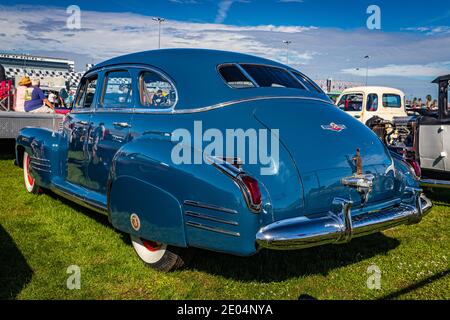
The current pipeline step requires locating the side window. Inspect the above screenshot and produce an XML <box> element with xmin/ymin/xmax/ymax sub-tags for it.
<box><xmin>337</xmin><ymin>93</ymin><xmax>363</xmax><ymax>111</ymax></box>
<box><xmin>74</xmin><ymin>76</ymin><xmax>98</xmax><ymax>109</ymax></box>
<box><xmin>139</xmin><ymin>71</ymin><xmax>177</xmax><ymax>109</ymax></box>
<box><xmin>366</xmin><ymin>94</ymin><xmax>378</xmax><ymax>111</ymax></box>
<box><xmin>382</xmin><ymin>94</ymin><xmax>402</xmax><ymax>108</ymax></box>
<box><xmin>102</xmin><ymin>70</ymin><xmax>133</xmax><ymax>108</ymax></box>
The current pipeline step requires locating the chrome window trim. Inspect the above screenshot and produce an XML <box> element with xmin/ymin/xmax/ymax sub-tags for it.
<box><xmin>72</xmin><ymin>64</ymin><xmax>179</xmax><ymax>114</ymax></box>
<box><xmin>72</xmin><ymin>72</ymin><xmax>100</xmax><ymax>112</ymax></box>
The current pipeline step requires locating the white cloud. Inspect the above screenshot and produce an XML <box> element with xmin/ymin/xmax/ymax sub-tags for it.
<box><xmin>403</xmin><ymin>26</ymin><xmax>450</xmax><ymax>36</ymax></box>
<box><xmin>215</xmin><ymin>0</ymin><xmax>234</xmax><ymax>23</ymax></box>
<box><xmin>342</xmin><ymin>62</ymin><xmax>450</xmax><ymax>78</ymax></box>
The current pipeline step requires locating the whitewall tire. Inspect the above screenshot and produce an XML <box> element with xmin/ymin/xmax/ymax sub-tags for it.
<box><xmin>23</xmin><ymin>152</ymin><xmax>40</xmax><ymax>194</ymax></box>
<box><xmin>131</xmin><ymin>235</ymin><xmax>192</xmax><ymax>272</ymax></box>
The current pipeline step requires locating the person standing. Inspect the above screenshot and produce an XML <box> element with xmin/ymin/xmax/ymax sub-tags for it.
<box><xmin>14</xmin><ymin>76</ymin><xmax>33</xmax><ymax>112</ymax></box>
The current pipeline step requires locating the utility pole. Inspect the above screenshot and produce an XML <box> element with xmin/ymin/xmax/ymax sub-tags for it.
<box><xmin>152</xmin><ymin>17</ymin><xmax>165</xmax><ymax>49</ymax></box>
<box><xmin>283</xmin><ymin>40</ymin><xmax>292</xmax><ymax>65</ymax></box>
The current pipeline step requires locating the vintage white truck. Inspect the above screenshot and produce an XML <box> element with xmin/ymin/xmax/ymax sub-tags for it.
<box><xmin>336</xmin><ymin>86</ymin><xmax>407</xmax><ymax>124</ymax></box>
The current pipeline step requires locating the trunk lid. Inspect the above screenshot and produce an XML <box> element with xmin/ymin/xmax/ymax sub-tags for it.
<box><xmin>253</xmin><ymin>98</ymin><xmax>397</xmax><ymax>214</ymax></box>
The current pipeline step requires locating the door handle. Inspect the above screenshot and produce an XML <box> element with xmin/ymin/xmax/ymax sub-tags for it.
<box><xmin>113</xmin><ymin>122</ymin><xmax>131</xmax><ymax>128</ymax></box>
<box><xmin>77</xmin><ymin>120</ymin><xmax>89</xmax><ymax>125</ymax></box>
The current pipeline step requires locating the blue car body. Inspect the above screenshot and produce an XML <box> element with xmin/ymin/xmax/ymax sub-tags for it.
<box><xmin>16</xmin><ymin>49</ymin><xmax>431</xmax><ymax>260</ymax></box>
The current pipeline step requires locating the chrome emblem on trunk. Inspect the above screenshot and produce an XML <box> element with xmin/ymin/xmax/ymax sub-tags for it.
<box><xmin>341</xmin><ymin>149</ymin><xmax>374</xmax><ymax>206</ymax></box>
<box><xmin>321</xmin><ymin>122</ymin><xmax>347</xmax><ymax>132</ymax></box>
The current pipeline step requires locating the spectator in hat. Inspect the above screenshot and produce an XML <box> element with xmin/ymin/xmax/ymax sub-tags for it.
<box><xmin>24</xmin><ymin>78</ymin><xmax>54</xmax><ymax>113</ymax></box>
<box><xmin>14</xmin><ymin>76</ymin><xmax>33</xmax><ymax>112</ymax></box>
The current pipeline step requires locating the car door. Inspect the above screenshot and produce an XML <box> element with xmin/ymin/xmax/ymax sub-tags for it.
<box><xmin>85</xmin><ymin>68</ymin><xmax>135</xmax><ymax>194</ymax></box>
<box><xmin>64</xmin><ymin>73</ymin><xmax>98</xmax><ymax>188</ymax></box>
<box><xmin>363</xmin><ymin>93</ymin><xmax>379</xmax><ymax>124</ymax></box>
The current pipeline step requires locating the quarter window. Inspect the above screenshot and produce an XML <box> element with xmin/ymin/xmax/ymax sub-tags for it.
<box><xmin>102</xmin><ymin>70</ymin><xmax>133</xmax><ymax>108</ymax></box>
<box><xmin>382</xmin><ymin>94</ymin><xmax>402</xmax><ymax>108</ymax></box>
<box><xmin>337</xmin><ymin>93</ymin><xmax>363</xmax><ymax>111</ymax></box>
<box><xmin>75</xmin><ymin>76</ymin><xmax>97</xmax><ymax>109</ymax></box>
<box><xmin>139</xmin><ymin>71</ymin><xmax>176</xmax><ymax>109</ymax></box>
<box><xmin>366</xmin><ymin>94</ymin><xmax>378</xmax><ymax>111</ymax></box>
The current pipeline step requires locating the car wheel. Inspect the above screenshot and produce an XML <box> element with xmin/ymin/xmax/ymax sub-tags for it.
<box><xmin>130</xmin><ymin>235</ymin><xmax>192</xmax><ymax>272</ymax></box>
<box><xmin>23</xmin><ymin>152</ymin><xmax>41</xmax><ymax>194</ymax></box>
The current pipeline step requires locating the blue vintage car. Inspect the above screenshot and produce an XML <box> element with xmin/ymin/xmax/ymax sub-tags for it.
<box><xmin>16</xmin><ymin>49</ymin><xmax>432</xmax><ymax>271</ymax></box>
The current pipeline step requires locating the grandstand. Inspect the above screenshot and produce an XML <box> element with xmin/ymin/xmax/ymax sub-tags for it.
<box><xmin>0</xmin><ymin>53</ymin><xmax>86</xmax><ymax>89</ymax></box>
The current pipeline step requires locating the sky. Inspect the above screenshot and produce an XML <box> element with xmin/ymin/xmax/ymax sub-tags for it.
<box><xmin>0</xmin><ymin>0</ymin><xmax>449</xmax><ymax>98</ymax></box>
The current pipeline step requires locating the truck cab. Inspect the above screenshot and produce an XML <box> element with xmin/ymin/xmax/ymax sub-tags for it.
<box><xmin>336</xmin><ymin>86</ymin><xmax>407</xmax><ymax>124</ymax></box>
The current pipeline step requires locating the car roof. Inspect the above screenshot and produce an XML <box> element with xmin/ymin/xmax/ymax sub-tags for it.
<box><xmin>340</xmin><ymin>86</ymin><xmax>405</xmax><ymax>96</ymax></box>
<box><xmin>87</xmin><ymin>48</ymin><xmax>329</xmax><ymax>110</ymax></box>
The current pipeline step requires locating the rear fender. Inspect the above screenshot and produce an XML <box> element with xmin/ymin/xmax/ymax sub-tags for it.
<box><xmin>108</xmin><ymin>133</ymin><xmax>263</xmax><ymax>255</ymax></box>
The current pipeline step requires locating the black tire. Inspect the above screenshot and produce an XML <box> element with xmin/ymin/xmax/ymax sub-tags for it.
<box><xmin>131</xmin><ymin>235</ymin><xmax>193</xmax><ymax>272</ymax></box>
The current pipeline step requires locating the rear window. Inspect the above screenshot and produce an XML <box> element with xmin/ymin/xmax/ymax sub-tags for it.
<box><xmin>240</xmin><ymin>64</ymin><xmax>304</xmax><ymax>89</ymax></box>
<box><xmin>291</xmin><ymin>71</ymin><xmax>323</xmax><ymax>94</ymax></box>
<box><xmin>383</xmin><ymin>94</ymin><xmax>402</xmax><ymax>108</ymax></box>
<box><xmin>218</xmin><ymin>65</ymin><xmax>255</xmax><ymax>89</ymax></box>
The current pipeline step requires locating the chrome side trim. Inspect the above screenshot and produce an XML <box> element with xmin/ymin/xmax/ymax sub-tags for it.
<box><xmin>51</xmin><ymin>186</ymin><xmax>108</xmax><ymax>215</ymax></box>
<box><xmin>185</xmin><ymin>211</ymin><xmax>239</xmax><ymax>226</ymax></box>
<box><xmin>183</xmin><ymin>200</ymin><xmax>238</xmax><ymax>214</ymax></box>
<box><xmin>420</xmin><ymin>179</ymin><xmax>450</xmax><ymax>189</ymax></box>
<box><xmin>72</xmin><ymin>95</ymin><xmax>332</xmax><ymax>115</ymax></box>
<box><xmin>186</xmin><ymin>221</ymin><xmax>240</xmax><ymax>237</ymax></box>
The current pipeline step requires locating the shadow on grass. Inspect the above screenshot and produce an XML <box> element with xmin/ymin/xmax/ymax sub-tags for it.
<box><xmin>0</xmin><ymin>139</ymin><xmax>15</xmax><ymax>160</ymax></box>
<box><xmin>0</xmin><ymin>224</ymin><xmax>33</xmax><ymax>299</ymax></box>
<box><xmin>43</xmin><ymin>190</ymin><xmax>131</xmax><ymax>245</ymax></box>
<box><xmin>189</xmin><ymin>232</ymin><xmax>400</xmax><ymax>282</ymax></box>
<box><xmin>42</xmin><ymin>188</ymin><xmax>401</xmax><ymax>282</ymax></box>
<box><xmin>378</xmin><ymin>268</ymin><xmax>450</xmax><ymax>300</ymax></box>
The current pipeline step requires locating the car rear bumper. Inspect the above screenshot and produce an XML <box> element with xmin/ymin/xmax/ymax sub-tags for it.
<box><xmin>256</xmin><ymin>190</ymin><xmax>432</xmax><ymax>250</ymax></box>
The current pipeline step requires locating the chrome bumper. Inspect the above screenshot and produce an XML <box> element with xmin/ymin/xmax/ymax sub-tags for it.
<box><xmin>420</xmin><ymin>179</ymin><xmax>450</xmax><ymax>190</ymax></box>
<box><xmin>256</xmin><ymin>191</ymin><xmax>432</xmax><ymax>250</ymax></box>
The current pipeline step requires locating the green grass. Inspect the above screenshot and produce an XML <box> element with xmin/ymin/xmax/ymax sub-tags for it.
<box><xmin>0</xmin><ymin>145</ymin><xmax>449</xmax><ymax>300</ymax></box>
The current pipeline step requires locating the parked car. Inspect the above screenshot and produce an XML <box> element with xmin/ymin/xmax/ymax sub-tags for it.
<box><xmin>336</xmin><ymin>86</ymin><xmax>408</xmax><ymax>124</ymax></box>
<box><xmin>355</xmin><ymin>76</ymin><xmax>450</xmax><ymax>189</ymax></box>
<box><xmin>15</xmin><ymin>49</ymin><xmax>432</xmax><ymax>271</ymax></box>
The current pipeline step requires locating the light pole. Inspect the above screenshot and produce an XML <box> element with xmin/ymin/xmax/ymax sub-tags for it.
<box><xmin>283</xmin><ymin>40</ymin><xmax>292</xmax><ymax>65</ymax></box>
<box><xmin>364</xmin><ymin>55</ymin><xmax>370</xmax><ymax>86</ymax></box>
<box><xmin>152</xmin><ymin>17</ymin><xmax>165</xmax><ymax>49</ymax></box>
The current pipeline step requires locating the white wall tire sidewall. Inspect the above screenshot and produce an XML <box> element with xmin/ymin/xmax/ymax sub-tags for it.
<box><xmin>131</xmin><ymin>235</ymin><xmax>167</xmax><ymax>264</ymax></box>
<box><xmin>23</xmin><ymin>152</ymin><xmax>36</xmax><ymax>193</ymax></box>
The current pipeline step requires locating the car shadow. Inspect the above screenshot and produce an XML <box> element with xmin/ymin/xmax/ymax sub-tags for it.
<box><xmin>42</xmin><ymin>189</ymin><xmax>401</xmax><ymax>282</ymax></box>
<box><xmin>189</xmin><ymin>233</ymin><xmax>400</xmax><ymax>283</ymax></box>
<box><xmin>0</xmin><ymin>224</ymin><xmax>33</xmax><ymax>299</ymax></box>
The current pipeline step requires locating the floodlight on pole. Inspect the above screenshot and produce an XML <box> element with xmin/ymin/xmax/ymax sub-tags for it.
<box><xmin>283</xmin><ymin>40</ymin><xmax>292</xmax><ymax>65</ymax></box>
<box><xmin>152</xmin><ymin>17</ymin><xmax>165</xmax><ymax>49</ymax></box>
<box><xmin>364</xmin><ymin>55</ymin><xmax>370</xmax><ymax>86</ymax></box>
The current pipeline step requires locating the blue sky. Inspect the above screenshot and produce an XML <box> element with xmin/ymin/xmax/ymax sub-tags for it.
<box><xmin>0</xmin><ymin>0</ymin><xmax>449</xmax><ymax>97</ymax></box>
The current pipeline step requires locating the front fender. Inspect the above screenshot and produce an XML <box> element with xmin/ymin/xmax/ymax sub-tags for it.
<box><xmin>16</xmin><ymin>127</ymin><xmax>67</xmax><ymax>188</ymax></box>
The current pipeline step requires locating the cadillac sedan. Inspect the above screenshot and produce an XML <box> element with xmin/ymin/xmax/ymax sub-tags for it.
<box><xmin>15</xmin><ymin>49</ymin><xmax>432</xmax><ymax>271</ymax></box>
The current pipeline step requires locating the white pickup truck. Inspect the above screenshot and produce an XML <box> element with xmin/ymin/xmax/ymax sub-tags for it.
<box><xmin>335</xmin><ymin>86</ymin><xmax>407</xmax><ymax>124</ymax></box>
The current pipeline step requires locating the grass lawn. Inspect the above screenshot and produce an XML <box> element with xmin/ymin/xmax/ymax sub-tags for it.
<box><xmin>0</xmin><ymin>143</ymin><xmax>449</xmax><ymax>300</ymax></box>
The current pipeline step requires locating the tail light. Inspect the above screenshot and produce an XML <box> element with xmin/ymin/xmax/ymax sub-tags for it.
<box><xmin>407</xmin><ymin>159</ymin><xmax>421</xmax><ymax>178</ymax></box>
<box><xmin>240</xmin><ymin>175</ymin><xmax>262</xmax><ymax>212</ymax></box>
